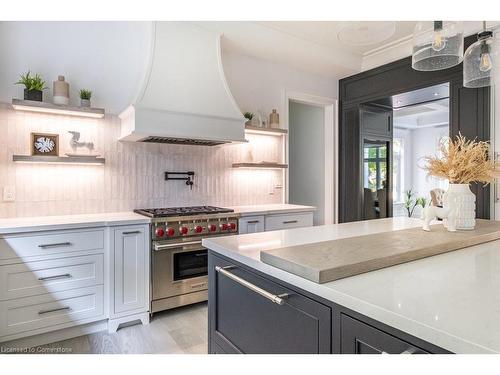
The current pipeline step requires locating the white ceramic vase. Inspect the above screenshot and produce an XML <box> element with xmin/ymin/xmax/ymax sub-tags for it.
<box><xmin>443</xmin><ymin>183</ymin><xmax>476</xmax><ymax>230</ymax></box>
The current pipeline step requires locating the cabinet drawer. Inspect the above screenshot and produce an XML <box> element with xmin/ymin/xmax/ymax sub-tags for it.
<box><xmin>0</xmin><ymin>229</ymin><xmax>105</xmax><ymax>261</ymax></box>
<box><xmin>209</xmin><ymin>254</ymin><xmax>331</xmax><ymax>354</ymax></box>
<box><xmin>265</xmin><ymin>212</ymin><xmax>313</xmax><ymax>231</ymax></box>
<box><xmin>340</xmin><ymin>314</ymin><xmax>428</xmax><ymax>354</ymax></box>
<box><xmin>0</xmin><ymin>285</ymin><xmax>104</xmax><ymax>338</ymax></box>
<box><xmin>0</xmin><ymin>254</ymin><xmax>104</xmax><ymax>301</ymax></box>
<box><xmin>238</xmin><ymin>216</ymin><xmax>265</xmax><ymax>234</ymax></box>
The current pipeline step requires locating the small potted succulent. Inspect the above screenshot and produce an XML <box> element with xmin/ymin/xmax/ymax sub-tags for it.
<box><xmin>15</xmin><ymin>71</ymin><xmax>47</xmax><ymax>102</ymax></box>
<box><xmin>79</xmin><ymin>89</ymin><xmax>92</xmax><ymax>108</ymax></box>
<box><xmin>243</xmin><ymin>112</ymin><xmax>254</xmax><ymax>126</ymax></box>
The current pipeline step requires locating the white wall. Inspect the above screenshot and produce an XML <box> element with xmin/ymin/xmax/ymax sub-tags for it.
<box><xmin>393</xmin><ymin>125</ymin><xmax>448</xmax><ymax>218</ymax></box>
<box><xmin>222</xmin><ymin>50</ymin><xmax>338</xmax><ymax>125</ymax></box>
<box><xmin>288</xmin><ymin>101</ymin><xmax>325</xmax><ymax>225</ymax></box>
<box><xmin>411</xmin><ymin>125</ymin><xmax>449</xmax><ymax>198</ymax></box>
<box><xmin>0</xmin><ymin>22</ymin><xmax>152</xmax><ymax>114</ymax></box>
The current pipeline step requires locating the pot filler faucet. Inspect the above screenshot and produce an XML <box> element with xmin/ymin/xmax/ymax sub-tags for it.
<box><xmin>69</xmin><ymin>131</ymin><xmax>94</xmax><ymax>154</ymax></box>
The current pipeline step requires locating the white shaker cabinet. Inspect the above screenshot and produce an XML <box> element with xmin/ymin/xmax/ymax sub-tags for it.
<box><xmin>264</xmin><ymin>212</ymin><xmax>313</xmax><ymax>231</ymax></box>
<box><xmin>109</xmin><ymin>225</ymin><xmax>150</xmax><ymax>332</ymax></box>
<box><xmin>238</xmin><ymin>216</ymin><xmax>265</xmax><ymax>234</ymax></box>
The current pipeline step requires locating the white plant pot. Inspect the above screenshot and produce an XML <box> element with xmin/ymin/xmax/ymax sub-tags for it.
<box><xmin>443</xmin><ymin>183</ymin><xmax>476</xmax><ymax>230</ymax></box>
<box><xmin>80</xmin><ymin>99</ymin><xmax>91</xmax><ymax>108</ymax></box>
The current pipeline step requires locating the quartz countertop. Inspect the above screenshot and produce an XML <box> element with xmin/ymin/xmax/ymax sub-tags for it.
<box><xmin>203</xmin><ymin>217</ymin><xmax>500</xmax><ymax>354</ymax></box>
<box><xmin>0</xmin><ymin>212</ymin><xmax>151</xmax><ymax>235</ymax></box>
<box><xmin>0</xmin><ymin>204</ymin><xmax>314</xmax><ymax>235</ymax></box>
<box><xmin>229</xmin><ymin>204</ymin><xmax>315</xmax><ymax>216</ymax></box>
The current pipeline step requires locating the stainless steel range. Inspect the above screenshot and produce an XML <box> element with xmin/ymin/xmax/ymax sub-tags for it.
<box><xmin>134</xmin><ymin>206</ymin><xmax>239</xmax><ymax>314</ymax></box>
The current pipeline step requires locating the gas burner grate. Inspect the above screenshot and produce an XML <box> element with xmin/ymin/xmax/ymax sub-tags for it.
<box><xmin>134</xmin><ymin>206</ymin><xmax>234</xmax><ymax>218</ymax></box>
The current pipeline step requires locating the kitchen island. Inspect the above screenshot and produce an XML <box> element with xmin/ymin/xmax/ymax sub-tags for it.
<box><xmin>203</xmin><ymin>217</ymin><xmax>500</xmax><ymax>354</ymax></box>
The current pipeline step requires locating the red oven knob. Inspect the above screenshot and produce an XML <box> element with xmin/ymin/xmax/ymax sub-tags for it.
<box><xmin>220</xmin><ymin>223</ymin><xmax>229</xmax><ymax>231</ymax></box>
<box><xmin>230</xmin><ymin>222</ymin><xmax>237</xmax><ymax>231</ymax></box>
<box><xmin>155</xmin><ymin>228</ymin><xmax>165</xmax><ymax>237</ymax></box>
<box><xmin>194</xmin><ymin>225</ymin><xmax>203</xmax><ymax>233</ymax></box>
<box><xmin>180</xmin><ymin>226</ymin><xmax>189</xmax><ymax>235</ymax></box>
<box><xmin>208</xmin><ymin>224</ymin><xmax>217</xmax><ymax>232</ymax></box>
<box><xmin>166</xmin><ymin>227</ymin><xmax>175</xmax><ymax>237</ymax></box>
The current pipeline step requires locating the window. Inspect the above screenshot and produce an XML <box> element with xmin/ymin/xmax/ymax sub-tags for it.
<box><xmin>392</xmin><ymin>138</ymin><xmax>404</xmax><ymax>203</ymax></box>
<box><xmin>363</xmin><ymin>141</ymin><xmax>387</xmax><ymax>192</ymax></box>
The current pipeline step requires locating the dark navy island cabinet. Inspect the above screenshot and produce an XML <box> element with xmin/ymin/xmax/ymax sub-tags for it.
<box><xmin>208</xmin><ymin>252</ymin><xmax>451</xmax><ymax>354</ymax></box>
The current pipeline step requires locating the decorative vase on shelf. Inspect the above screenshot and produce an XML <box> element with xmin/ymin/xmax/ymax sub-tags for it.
<box><xmin>53</xmin><ymin>75</ymin><xmax>69</xmax><ymax>105</ymax></box>
<box><xmin>443</xmin><ymin>183</ymin><xmax>476</xmax><ymax>230</ymax></box>
<box><xmin>80</xmin><ymin>99</ymin><xmax>91</xmax><ymax>107</ymax></box>
<box><xmin>269</xmin><ymin>109</ymin><xmax>279</xmax><ymax>128</ymax></box>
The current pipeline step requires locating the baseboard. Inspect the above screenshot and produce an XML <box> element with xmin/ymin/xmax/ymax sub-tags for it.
<box><xmin>0</xmin><ymin>320</ymin><xmax>108</xmax><ymax>350</ymax></box>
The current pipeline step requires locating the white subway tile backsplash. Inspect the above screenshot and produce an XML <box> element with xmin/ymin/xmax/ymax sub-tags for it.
<box><xmin>0</xmin><ymin>103</ymin><xmax>284</xmax><ymax>218</ymax></box>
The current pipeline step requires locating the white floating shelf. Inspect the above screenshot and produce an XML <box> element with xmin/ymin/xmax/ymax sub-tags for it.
<box><xmin>13</xmin><ymin>155</ymin><xmax>105</xmax><ymax>165</ymax></box>
<box><xmin>232</xmin><ymin>162</ymin><xmax>288</xmax><ymax>169</ymax></box>
<box><xmin>244</xmin><ymin>125</ymin><xmax>287</xmax><ymax>136</ymax></box>
<box><xmin>12</xmin><ymin>99</ymin><xmax>105</xmax><ymax>119</ymax></box>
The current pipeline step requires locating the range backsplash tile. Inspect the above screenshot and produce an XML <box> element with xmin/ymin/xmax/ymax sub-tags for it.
<box><xmin>0</xmin><ymin>103</ymin><xmax>284</xmax><ymax>218</ymax></box>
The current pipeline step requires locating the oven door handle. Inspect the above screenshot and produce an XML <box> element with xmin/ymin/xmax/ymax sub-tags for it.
<box><xmin>154</xmin><ymin>240</ymin><xmax>203</xmax><ymax>251</ymax></box>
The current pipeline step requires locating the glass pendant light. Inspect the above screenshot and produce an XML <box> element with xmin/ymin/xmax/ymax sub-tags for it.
<box><xmin>412</xmin><ymin>21</ymin><xmax>464</xmax><ymax>71</ymax></box>
<box><xmin>463</xmin><ymin>21</ymin><xmax>499</xmax><ymax>88</ymax></box>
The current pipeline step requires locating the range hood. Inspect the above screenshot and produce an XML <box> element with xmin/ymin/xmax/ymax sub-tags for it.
<box><xmin>119</xmin><ymin>22</ymin><xmax>246</xmax><ymax>145</ymax></box>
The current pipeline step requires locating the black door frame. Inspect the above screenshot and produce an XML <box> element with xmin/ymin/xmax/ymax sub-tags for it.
<box><xmin>338</xmin><ymin>34</ymin><xmax>490</xmax><ymax>223</ymax></box>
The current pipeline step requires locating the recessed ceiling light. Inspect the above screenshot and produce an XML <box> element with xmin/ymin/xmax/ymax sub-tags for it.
<box><xmin>396</xmin><ymin>100</ymin><xmax>402</xmax><ymax>104</ymax></box>
<box><xmin>337</xmin><ymin>22</ymin><xmax>396</xmax><ymax>47</ymax></box>
<box><xmin>433</xmin><ymin>92</ymin><xmax>439</xmax><ymax>96</ymax></box>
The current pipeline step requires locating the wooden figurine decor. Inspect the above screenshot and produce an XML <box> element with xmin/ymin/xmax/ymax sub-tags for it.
<box><xmin>31</xmin><ymin>133</ymin><xmax>59</xmax><ymax>156</ymax></box>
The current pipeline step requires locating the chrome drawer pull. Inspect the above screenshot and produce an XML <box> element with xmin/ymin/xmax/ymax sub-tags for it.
<box><xmin>154</xmin><ymin>240</ymin><xmax>202</xmax><ymax>251</ymax></box>
<box><xmin>38</xmin><ymin>306</ymin><xmax>71</xmax><ymax>315</ymax></box>
<box><xmin>215</xmin><ymin>265</ymin><xmax>288</xmax><ymax>305</ymax></box>
<box><xmin>38</xmin><ymin>242</ymin><xmax>72</xmax><ymax>249</ymax></box>
<box><xmin>123</xmin><ymin>230</ymin><xmax>141</xmax><ymax>235</ymax></box>
<box><xmin>283</xmin><ymin>220</ymin><xmax>298</xmax><ymax>224</ymax></box>
<box><xmin>38</xmin><ymin>273</ymin><xmax>72</xmax><ymax>281</ymax></box>
<box><xmin>400</xmin><ymin>347</ymin><xmax>418</xmax><ymax>354</ymax></box>
<box><xmin>247</xmin><ymin>220</ymin><xmax>260</xmax><ymax>224</ymax></box>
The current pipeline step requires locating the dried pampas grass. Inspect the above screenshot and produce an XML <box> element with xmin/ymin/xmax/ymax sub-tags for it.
<box><xmin>424</xmin><ymin>133</ymin><xmax>499</xmax><ymax>185</ymax></box>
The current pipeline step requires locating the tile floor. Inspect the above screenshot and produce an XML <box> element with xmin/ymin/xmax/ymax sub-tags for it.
<box><xmin>35</xmin><ymin>302</ymin><xmax>208</xmax><ymax>354</ymax></box>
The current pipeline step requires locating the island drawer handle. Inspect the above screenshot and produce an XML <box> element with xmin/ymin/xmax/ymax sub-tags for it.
<box><xmin>38</xmin><ymin>306</ymin><xmax>71</xmax><ymax>315</ymax></box>
<box><xmin>215</xmin><ymin>265</ymin><xmax>288</xmax><ymax>305</ymax></box>
<box><xmin>283</xmin><ymin>220</ymin><xmax>298</xmax><ymax>224</ymax></box>
<box><xmin>38</xmin><ymin>273</ymin><xmax>72</xmax><ymax>281</ymax></box>
<box><xmin>122</xmin><ymin>230</ymin><xmax>142</xmax><ymax>235</ymax></box>
<box><xmin>400</xmin><ymin>347</ymin><xmax>418</xmax><ymax>354</ymax></box>
<box><xmin>381</xmin><ymin>347</ymin><xmax>418</xmax><ymax>355</ymax></box>
<box><xmin>38</xmin><ymin>242</ymin><xmax>72</xmax><ymax>249</ymax></box>
<box><xmin>247</xmin><ymin>220</ymin><xmax>260</xmax><ymax>224</ymax></box>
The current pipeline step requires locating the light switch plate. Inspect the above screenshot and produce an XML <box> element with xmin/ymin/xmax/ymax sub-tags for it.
<box><xmin>3</xmin><ymin>186</ymin><xmax>15</xmax><ymax>202</ymax></box>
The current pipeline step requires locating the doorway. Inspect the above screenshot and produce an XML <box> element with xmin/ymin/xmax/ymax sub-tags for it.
<box><xmin>286</xmin><ymin>92</ymin><xmax>336</xmax><ymax>225</ymax></box>
<box><xmin>359</xmin><ymin>83</ymin><xmax>450</xmax><ymax>220</ymax></box>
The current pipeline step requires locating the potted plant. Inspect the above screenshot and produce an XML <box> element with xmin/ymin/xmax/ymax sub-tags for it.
<box><xmin>424</xmin><ymin>133</ymin><xmax>499</xmax><ymax>230</ymax></box>
<box><xmin>403</xmin><ymin>190</ymin><xmax>427</xmax><ymax>217</ymax></box>
<box><xmin>79</xmin><ymin>89</ymin><xmax>92</xmax><ymax>108</ymax></box>
<box><xmin>15</xmin><ymin>71</ymin><xmax>47</xmax><ymax>102</ymax></box>
<box><xmin>243</xmin><ymin>112</ymin><xmax>253</xmax><ymax>126</ymax></box>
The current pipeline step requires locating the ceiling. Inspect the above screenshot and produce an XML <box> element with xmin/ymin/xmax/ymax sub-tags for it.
<box><xmin>394</xmin><ymin>99</ymin><xmax>449</xmax><ymax>129</ymax></box>
<box><xmin>197</xmin><ymin>21</ymin><xmax>499</xmax><ymax>79</ymax></box>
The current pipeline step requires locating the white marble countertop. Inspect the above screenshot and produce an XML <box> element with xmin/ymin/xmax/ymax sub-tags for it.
<box><xmin>229</xmin><ymin>204</ymin><xmax>315</xmax><ymax>216</ymax></box>
<box><xmin>203</xmin><ymin>217</ymin><xmax>500</xmax><ymax>354</ymax></box>
<box><xmin>0</xmin><ymin>204</ymin><xmax>314</xmax><ymax>235</ymax></box>
<box><xmin>0</xmin><ymin>212</ymin><xmax>151</xmax><ymax>235</ymax></box>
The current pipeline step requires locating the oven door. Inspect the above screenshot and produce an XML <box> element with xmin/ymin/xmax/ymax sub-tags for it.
<box><xmin>152</xmin><ymin>240</ymin><xmax>208</xmax><ymax>300</ymax></box>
